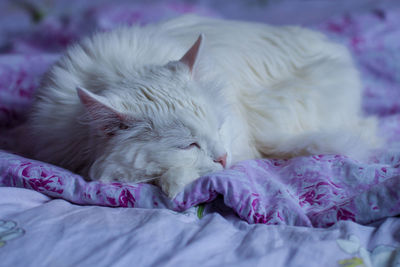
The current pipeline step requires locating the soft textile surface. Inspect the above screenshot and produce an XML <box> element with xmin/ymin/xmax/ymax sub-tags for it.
<box><xmin>1</xmin><ymin>0</ymin><xmax>400</xmax><ymax>229</ymax></box>
<box><xmin>2</xmin><ymin>149</ymin><xmax>400</xmax><ymax>228</ymax></box>
<box><xmin>1</xmin><ymin>187</ymin><xmax>400</xmax><ymax>267</ymax></box>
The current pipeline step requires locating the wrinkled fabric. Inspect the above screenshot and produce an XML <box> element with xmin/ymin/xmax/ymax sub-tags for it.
<box><xmin>1</xmin><ymin>187</ymin><xmax>400</xmax><ymax>267</ymax></box>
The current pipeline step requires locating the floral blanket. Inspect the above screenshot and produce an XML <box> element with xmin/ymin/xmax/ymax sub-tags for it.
<box><xmin>1</xmin><ymin>0</ymin><xmax>400</xmax><ymax>229</ymax></box>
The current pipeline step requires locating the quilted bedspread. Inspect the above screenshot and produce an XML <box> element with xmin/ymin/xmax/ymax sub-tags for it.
<box><xmin>1</xmin><ymin>0</ymin><xmax>400</xmax><ymax>230</ymax></box>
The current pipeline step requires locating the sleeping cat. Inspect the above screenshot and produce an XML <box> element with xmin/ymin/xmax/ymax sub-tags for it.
<box><xmin>25</xmin><ymin>15</ymin><xmax>379</xmax><ymax>197</ymax></box>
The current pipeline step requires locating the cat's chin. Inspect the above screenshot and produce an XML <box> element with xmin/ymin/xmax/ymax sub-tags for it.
<box><xmin>90</xmin><ymin>158</ymin><xmax>223</xmax><ymax>198</ymax></box>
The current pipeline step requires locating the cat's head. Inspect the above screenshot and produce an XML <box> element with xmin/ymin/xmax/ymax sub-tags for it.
<box><xmin>77</xmin><ymin>35</ymin><xmax>231</xmax><ymax>197</ymax></box>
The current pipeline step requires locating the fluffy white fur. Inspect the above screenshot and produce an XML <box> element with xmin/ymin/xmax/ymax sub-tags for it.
<box><xmin>25</xmin><ymin>15</ymin><xmax>380</xmax><ymax>197</ymax></box>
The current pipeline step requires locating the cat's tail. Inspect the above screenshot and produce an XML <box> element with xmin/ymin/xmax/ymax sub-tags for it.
<box><xmin>258</xmin><ymin>116</ymin><xmax>382</xmax><ymax>162</ymax></box>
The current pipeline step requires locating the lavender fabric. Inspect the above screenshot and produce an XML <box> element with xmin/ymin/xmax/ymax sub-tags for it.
<box><xmin>1</xmin><ymin>187</ymin><xmax>400</xmax><ymax>267</ymax></box>
<box><xmin>1</xmin><ymin>0</ymin><xmax>400</xmax><ymax>229</ymax></box>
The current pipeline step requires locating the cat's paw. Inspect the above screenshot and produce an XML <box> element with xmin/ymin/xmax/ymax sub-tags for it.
<box><xmin>158</xmin><ymin>168</ymin><xmax>200</xmax><ymax>198</ymax></box>
<box><xmin>159</xmin><ymin>180</ymin><xmax>185</xmax><ymax>199</ymax></box>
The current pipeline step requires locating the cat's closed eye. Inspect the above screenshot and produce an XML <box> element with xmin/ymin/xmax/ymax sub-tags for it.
<box><xmin>183</xmin><ymin>142</ymin><xmax>201</xmax><ymax>150</ymax></box>
<box><xmin>119</xmin><ymin>123</ymin><xmax>129</xmax><ymax>130</ymax></box>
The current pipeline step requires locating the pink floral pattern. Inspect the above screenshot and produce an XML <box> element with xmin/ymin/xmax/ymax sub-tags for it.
<box><xmin>1</xmin><ymin>1</ymin><xmax>400</xmax><ymax>228</ymax></box>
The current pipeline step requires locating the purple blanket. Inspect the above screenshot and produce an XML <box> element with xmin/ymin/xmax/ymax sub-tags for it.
<box><xmin>1</xmin><ymin>0</ymin><xmax>400</xmax><ymax>228</ymax></box>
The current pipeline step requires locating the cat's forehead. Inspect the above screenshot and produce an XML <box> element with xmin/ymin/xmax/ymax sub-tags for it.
<box><xmin>115</xmin><ymin>66</ymin><xmax>207</xmax><ymax>114</ymax></box>
<box><xmin>153</xmin><ymin>113</ymin><xmax>220</xmax><ymax>146</ymax></box>
<box><xmin>109</xmin><ymin>63</ymin><xmax>224</xmax><ymax>130</ymax></box>
<box><xmin>138</xmin><ymin>63</ymin><xmax>190</xmax><ymax>90</ymax></box>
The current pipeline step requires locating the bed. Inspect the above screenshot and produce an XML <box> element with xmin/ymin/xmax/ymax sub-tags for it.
<box><xmin>1</xmin><ymin>0</ymin><xmax>400</xmax><ymax>266</ymax></box>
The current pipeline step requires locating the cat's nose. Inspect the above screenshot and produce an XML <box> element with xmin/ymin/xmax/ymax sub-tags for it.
<box><xmin>214</xmin><ymin>153</ymin><xmax>227</xmax><ymax>168</ymax></box>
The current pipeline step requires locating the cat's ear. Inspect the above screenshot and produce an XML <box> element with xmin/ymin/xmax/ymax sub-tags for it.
<box><xmin>77</xmin><ymin>87</ymin><xmax>130</xmax><ymax>137</ymax></box>
<box><xmin>179</xmin><ymin>34</ymin><xmax>204</xmax><ymax>73</ymax></box>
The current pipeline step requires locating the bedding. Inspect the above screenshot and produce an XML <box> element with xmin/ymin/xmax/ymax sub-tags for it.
<box><xmin>1</xmin><ymin>0</ymin><xmax>400</xmax><ymax>266</ymax></box>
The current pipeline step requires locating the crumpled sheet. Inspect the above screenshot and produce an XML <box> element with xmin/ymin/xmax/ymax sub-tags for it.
<box><xmin>1</xmin><ymin>0</ymin><xmax>400</xmax><ymax>228</ymax></box>
<box><xmin>1</xmin><ymin>187</ymin><xmax>400</xmax><ymax>267</ymax></box>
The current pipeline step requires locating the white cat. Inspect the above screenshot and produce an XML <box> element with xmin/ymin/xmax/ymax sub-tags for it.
<box><xmin>24</xmin><ymin>15</ymin><xmax>379</xmax><ymax>197</ymax></box>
